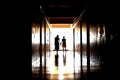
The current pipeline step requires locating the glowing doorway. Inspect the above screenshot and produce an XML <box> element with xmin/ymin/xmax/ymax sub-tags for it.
<box><xmin>50</xmin><ymin>27</ymin><xmax>73</xmax><ymax>51</ymax></box>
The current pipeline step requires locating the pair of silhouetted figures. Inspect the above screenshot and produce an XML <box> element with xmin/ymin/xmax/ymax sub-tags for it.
<box><xmin>54</xmin><ymin>35</ymin><xmax>66</xmax><ymax>66</ymax></box>
<box><xmin>54</xmin><ymin>35</ymin><xmax>66</xmax><ymax>52</ymax></box>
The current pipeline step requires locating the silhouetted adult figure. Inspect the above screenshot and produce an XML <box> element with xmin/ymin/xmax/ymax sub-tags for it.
<box><xmin>54</xmin><ymin>35</ymin><xmax>60</xmax><ymax>52</ymax></box>
<box><xmin>54</xmin><ymin>35</ymin><xmax>60</xmax><ymax>66</ymax></box>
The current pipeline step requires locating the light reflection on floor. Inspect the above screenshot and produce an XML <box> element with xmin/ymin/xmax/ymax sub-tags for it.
<box><xmin>32</xmin><ymin>51</ymin><xmax>100</xmax><ymax>79</ymax></box>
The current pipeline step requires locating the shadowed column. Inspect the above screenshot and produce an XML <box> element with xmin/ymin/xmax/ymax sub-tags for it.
<box><xmin>80</xmin><ymin>21</ymin><xmax>83</xmax><ymax>78</ymax></box>
<box><xmin>39</xmin><ymin>18</ymin><xmax>42</xmax><ymax>79</ymax></box>
<box><xmin>86</xmin><ymin>22</ymin><xmax>90</xmax><ymax>79</ymax></box>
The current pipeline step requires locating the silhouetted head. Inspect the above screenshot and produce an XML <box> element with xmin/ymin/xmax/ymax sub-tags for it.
<box><xmin>57</xmin><ymin>35</ymin><xmax>59</xmax><ymax>37</ymax></box>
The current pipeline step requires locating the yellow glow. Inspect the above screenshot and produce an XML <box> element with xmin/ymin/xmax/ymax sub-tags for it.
<box><xmin>52</xmin><ymin>24</ymin><xmax>71</xmax><ymax>28</ymax></box>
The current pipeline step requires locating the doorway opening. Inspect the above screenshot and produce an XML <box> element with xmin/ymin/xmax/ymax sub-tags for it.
<box><xmin>50</xmin><ymin>24</ymin><xmax>73</xmax><ymax>51</ymax></box>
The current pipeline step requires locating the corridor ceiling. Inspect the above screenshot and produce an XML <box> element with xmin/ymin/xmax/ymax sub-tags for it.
<box><xmin>32</xmin><ymin>0</ymin><xmax>119</xmax><ymax>24</ymax></box>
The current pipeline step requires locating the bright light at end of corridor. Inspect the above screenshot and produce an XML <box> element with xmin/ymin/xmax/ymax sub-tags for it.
<box><xmin>50</xmin><ymin>28</ymin><xmax>73</xmax><ymax>50</ymax></box>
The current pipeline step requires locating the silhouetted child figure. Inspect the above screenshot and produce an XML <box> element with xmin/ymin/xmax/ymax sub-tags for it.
<box><xmin>62</xmin><ymin>36</ymin><xmax>66</xmax><ymax>52</ymax></box>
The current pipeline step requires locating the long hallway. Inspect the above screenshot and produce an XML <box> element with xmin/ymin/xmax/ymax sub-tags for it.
<box><xmin>31</xmin><ymin>0</ymin><xmax>119</xmax><ymax>80</ymax></box>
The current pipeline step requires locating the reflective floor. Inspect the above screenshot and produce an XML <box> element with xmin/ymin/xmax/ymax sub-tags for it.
<box><xmin>32</xmin><ymin>51</ymin><xmax>101</xmax><ymax>80</ymax></box>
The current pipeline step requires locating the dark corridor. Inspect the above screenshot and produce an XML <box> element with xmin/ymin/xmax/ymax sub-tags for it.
<box><xmin>31</xmin><ymin>0</ymin><xmax>120</xmax><ymax>80</ymax></box>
